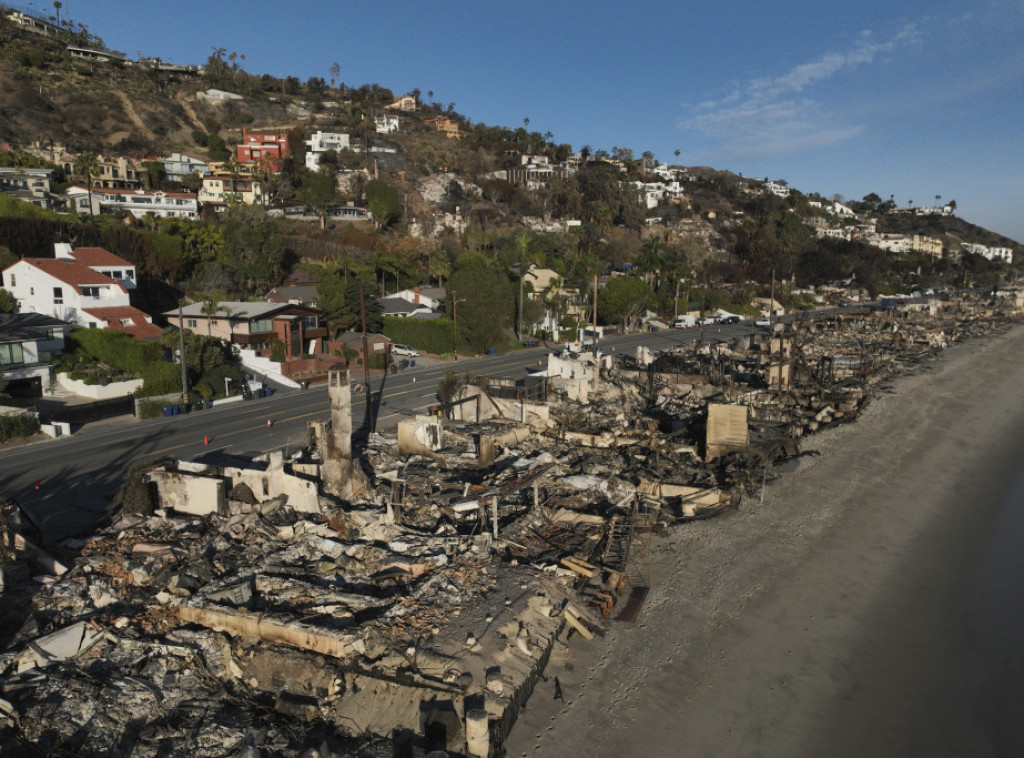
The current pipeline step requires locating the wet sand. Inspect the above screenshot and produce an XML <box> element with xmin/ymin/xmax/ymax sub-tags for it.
<box><xmin>506</xmin><ymin>325</ymin><xmax>1024</xmax><ymax>757</ymax></box>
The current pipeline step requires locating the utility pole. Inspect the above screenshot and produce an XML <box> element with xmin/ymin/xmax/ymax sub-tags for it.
<box><xmin>359</xmin><ymin>285</ymin><xmax>375</xmax><ymax>432</ymax></box>
<box><xmin>452</xmin><ymin>291</ymin><xmax>460</xmax><ymax>361</ymax></box>
<box><xmin>178</xmin><ymin>302</ymin><xmax>189</xmax><ymax>404</ymax></box>
<box><xmin>518</xmin><ymin>265</ymin><xmax>525</xmax><ymax>338</ymax></box>
<box><xmin>674</xmin><ymin>279</ymin><xmax>681</xmax><ymax>319</ymax></box>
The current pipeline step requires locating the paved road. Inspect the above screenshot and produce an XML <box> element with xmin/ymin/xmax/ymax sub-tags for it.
<box><xmin>0</xmin><ymin>317</ymin><xmax>804</xmax><ymax>539</ymax></box>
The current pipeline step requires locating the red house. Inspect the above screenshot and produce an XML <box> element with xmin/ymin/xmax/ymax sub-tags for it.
<box><xmin>235</xmin><ymin>128</ymin><xmax>290</xmax><ymax>170</ymax></box>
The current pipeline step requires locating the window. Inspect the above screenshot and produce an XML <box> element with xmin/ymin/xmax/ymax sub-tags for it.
<box><xmin>250</xmin><ymin>319</ymin><xmax>274</xmax><ymax>333</ymax></box>
<box><xmin>53</xmin><ymin>286</ymin><xmax>63</xmax><ymax>305</ymax></box>
<box><xmin>9</xmin><ymin>274</ymin><xmax>14</xmax><ymax>287</ymax></box>
<box><xmin>82</xmin><ymin>286</ymin><xmax>100</xmax><ymax>297</ymax></box>
<box><xmin>119</xmin><ymin>318</ymin><xmax>133</xmax><ymax>326</ymax></box>
<box><xmin>29</xmin><ymin>287</ymin><xmax>34</xmax><ymax>295</ymax></box>
<box><xmin>186</xmin><ymin>318</ymin><xmax>197</xmax><ymax>329</ymax></box>
<box><xmin>0</xmin><ymin>343</ymin><xmax>25</xmax><ymax>366</ymax></box>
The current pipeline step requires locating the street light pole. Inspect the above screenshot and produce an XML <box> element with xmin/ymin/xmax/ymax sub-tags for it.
<box><xmin>224</xmin><ymin>377</ymin><xmax>232</xmax><ymax>397</ymax></box>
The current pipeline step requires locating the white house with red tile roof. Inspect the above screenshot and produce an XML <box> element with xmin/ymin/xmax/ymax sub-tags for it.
<box><xmin>1</xmin><ymin>245</ymin><xmax>159</xmax><ymax>339</ymax></box>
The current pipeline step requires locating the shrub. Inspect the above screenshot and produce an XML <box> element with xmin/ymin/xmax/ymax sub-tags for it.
<box><xmin>136</xmin><ymin>399</ymin><xmax>166</xmax><ymax>419</ymax></box>
<box><xmin>138</xmin><ymin>362</ymin><xmax>181</xmax><ymax>397</ymax></box>
<box><xmin>269</xmin><ymin>339</ymin><xmax>286</xmax><ymax>363</ymax></box>
<box><xmin>0</xmin><ymin>412</ymin><xmax>38</xmax><ymax>442</ymax></box>
<box><xmin>382</xmin><ymin>317</ymin><xmax>454</xmax><ymax>356</ymax></box>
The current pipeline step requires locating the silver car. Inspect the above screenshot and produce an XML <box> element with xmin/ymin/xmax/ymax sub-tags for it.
<box><xmin>391</xmin><ymin>343</ymin><xmax>420</xmax><ymax>357</ymax></box>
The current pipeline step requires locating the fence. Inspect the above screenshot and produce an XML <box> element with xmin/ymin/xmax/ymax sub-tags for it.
<box><xmin>45</xmin><ymin>394</ymin><xmax>135</xmax><ymax>426</ymax></box>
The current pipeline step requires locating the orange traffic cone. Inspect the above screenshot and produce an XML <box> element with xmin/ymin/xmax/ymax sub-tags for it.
<box><xmin>412</xmin><ymin>376</ymin><xmax>416</xmax><ymax>384</ymax></box>
<box><xmin>203</xmin><ymin>435</ymin><xmax>209</xmax><ymax>445</ymax></box>
<box><xmin>267</xmin><ymin>419</ymin><xmax>272</xmax><ymax>429</ymax></box>
<box><xmin>34</xmin><ymin>479</ymin><xmax>40</xmax><ymax>490</ymax></box>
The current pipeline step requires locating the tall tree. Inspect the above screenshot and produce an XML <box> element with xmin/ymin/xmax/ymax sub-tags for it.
<box><xmin>299</xmin><ymin>171</ymin><xmax>339</xmax><ymax>230</ymax></box>
<box><xmin>221</xmin><ymin>205</ymin><xmax>287</xmax><ymax>294</ymax></box>
<box><xmin>447</xmin><ymin>251</ymin><xmax>514</xmax><ymax>353</ymax></box>
<box><xmin>597</xmin><ymin>275</ymin><xmax>652</xmax><ymax>332</ymax></box>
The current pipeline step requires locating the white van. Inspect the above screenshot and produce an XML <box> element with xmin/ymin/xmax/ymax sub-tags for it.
<box><xmin>671</xmin><ymin>314</ymin><xmax>697</xmax><ymax>328</ymax></box>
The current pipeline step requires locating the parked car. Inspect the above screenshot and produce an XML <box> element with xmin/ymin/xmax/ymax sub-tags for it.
<box><xmin>697</xmin><ymin>316</ymin><xmax>718</xmax><ymax>326</ymax></box>
<box><xmin>755</xmin><ymin>317</ymin><xmax>771</xmax><ymax>328</ymax></box>
<box><xmin>719</xmin><ymin>315</ymin><xmax>741</xmax><ymax>325</ymax></box>
<box><xmin>390</xmin><ymin>343</ymin><xmax>420</xmax><ymax>357</ymax></box>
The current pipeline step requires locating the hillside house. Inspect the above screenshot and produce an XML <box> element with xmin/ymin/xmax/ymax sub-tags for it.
<box><xmin>425</xmin><ymin>117</ymin><xmax>461</xmax><ymax>140</ymax></box>
<box><xmin>264</xmin><ymin>285</ymin><xmax>319</xmax><ymax>307</ymax></box>
<box><xmin>162</xmin><ymin>153</ymin><xmax>209</xmax><ymax>183</ymax></box>
<box><xmin>379</xmin><ymin>297</ymin><xmax>433</xmax><ymax>318</ymax></box>
<box><xmin>66</xmin><ymin>186</ymin><xmax>199</xmax><ymax>219</ymax></box>
<box><xmin>0</xmin><ymin>167</ymin><xmax>60</xmax><ymax>211</ymax></box>
<box><xmin>385</xmin><ymin>95</ymin><xmax>418</xmax><ymax>112</ymax></box>
<box><xmin>2</xmin><ymin>245</ymin><xmax>160</xmax><ymax>339</ymax></box>
<box><xmin>198</xmin><ymin>173</ymin><xmax>264</xmax><ymax>206</ymax></box>
<box><xmin>165</xmin><ymin>301</ymin><xmax>328</xmax><ymax>363</ymax></box>
<box><xmin>500</xmin><ymin>155</ymin><xmax>574</xmax><ymax>190</ymax></box>
<box><xmin>236</xmin><ymin>128</ymin><xmax>290</xmax><ymax>170</ymax></box>
<box><xmin>392</xmin><ymin>286</ymin><xmax>445</xmax><ymax>311</ymax></box>
<box><xmin>93</xmin><ymin>156</ymin><xmax>143</xmax><ymax>190</ymax></box>
<box><xmin>305</xmin><ymin>131</ymin><xmax>352</xmax><ymax>171</ymax></box>
<box><xmin>375</xmin><ymin>115</ymin><xmax>400</xmax><ymax>134</ymax></box>
<box><xmin>0</xmin><ymin>313</ymin><xmax>70</xmax><ymax>398</ymax></box>
<box><xmin>961</xmin><ymin>243</ymin><xmax>1013</xmax><ymax>264</ymax></box>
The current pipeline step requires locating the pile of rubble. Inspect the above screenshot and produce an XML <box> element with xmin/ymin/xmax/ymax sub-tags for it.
<box><xmin>1</xmin><ymin>293</ymin><xmax>1020</xmax><ymax>756</ymax></box>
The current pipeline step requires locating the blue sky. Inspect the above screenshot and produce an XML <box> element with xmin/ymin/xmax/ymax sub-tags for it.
<box><xmin>36</xmin><ymin>0</ymin><xmax>1024</xmax><ymax>242</ymax></box>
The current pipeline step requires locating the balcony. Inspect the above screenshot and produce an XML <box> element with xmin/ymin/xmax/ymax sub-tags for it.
<box><xmin>230</xmin><ymin>331</ymin><xmax>277</xmax><ymax>346</ymax></box>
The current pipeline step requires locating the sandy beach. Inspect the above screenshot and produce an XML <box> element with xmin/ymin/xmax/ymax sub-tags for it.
<box><xmin>506</xmin><ymin>324</ymin><xmax>1024</xmax><ymax>757</ymax></box>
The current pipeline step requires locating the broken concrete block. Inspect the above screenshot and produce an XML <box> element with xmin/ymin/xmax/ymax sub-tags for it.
<box><xmin>16</xmin><ymin>621</ymin><xmax>105</xmax><ymax>672</ymax></box>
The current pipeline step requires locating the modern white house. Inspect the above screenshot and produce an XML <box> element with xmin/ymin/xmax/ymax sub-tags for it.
<box><xmin>304</xmin><ymin>131</ymin><xmax>352</xmax><ymax>171</ymax></box>
<box><xmin>65</xmin><ymin>186</ymin><xmax>199</xmax><ymax>219</ymax></box>
<box><xmin>961</xmin><ymin>242</ymin><xmax>1013</xmax><ymax>263</ymax></box>
<box><xmin>1</xmin><ymin>245</ymin><xmax>160</xmax><ymax>339</ymax></box>
<box><xmin>161</xmin><ymin>153</ymin><xmax>210</xmax><ymax>183</ymax></box>
<box><xmin>0</xmin><ymin>313</ymin><xmax>70</xmax><ymax>397</ymax></box>
<box><xmin>374</xmin><ymin>115</ymin><xmax>399</xmax><ymax>134</ymax></box>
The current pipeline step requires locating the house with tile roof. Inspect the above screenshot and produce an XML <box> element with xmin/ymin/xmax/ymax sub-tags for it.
<box><xmin>164</xmin><ymin>301</ymin><xmax>327</xmax><ymax>363</ymax></box>
<box><xmin>65</xmin><ymin>186</ymin><xmax>199</xmax><ymax>220</ymax></box>
<box><xmin>1</xmin><ymin>245</ymin><xmax>160</xmax><ymax>339</ymax></box>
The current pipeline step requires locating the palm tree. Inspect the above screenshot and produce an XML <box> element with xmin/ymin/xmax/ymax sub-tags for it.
<box><xmin>430</xmin><ymin>255</ymin><xmax>450</xmax><ymax>289</ymax></box>
<box><xmin>73</xmin><ymin>151</ymin><xmax>98</xmax><ymax>217</ymax></box>
<box><xmin>200</xmin><ymin>298</ymin><xmax>219</xmax><ymax>337</ymax></box>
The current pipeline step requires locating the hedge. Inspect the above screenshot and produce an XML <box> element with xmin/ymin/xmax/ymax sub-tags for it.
<box><xmin>70</xmin><ymin>328</ymin><xmax>162</xmax><ymax>376</ymax></box>
<box><xmin>0</xmin><ymin>412</ymin><xmax>39</xmax><ymax>442</ymax></box>
<box><xmin>382</xmin><ymin>317</ymin><xmax>455</xmax><ymax>356</ymax></box>
<box><xmin>139</xmin><ymin>362</ymin><xmax>182</xmax><ymax>397</ymax></box>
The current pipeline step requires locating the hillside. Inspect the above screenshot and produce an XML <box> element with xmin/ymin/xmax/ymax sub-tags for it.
<box><xmin>0</xmin><ymin>5</ymin><xmax>1020</xmax><ymax>324</ymax></box>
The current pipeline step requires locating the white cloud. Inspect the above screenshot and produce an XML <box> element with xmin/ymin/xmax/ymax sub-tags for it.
<box><xmin>681</xmin><ymin>26</ymin><xmax>918</xmax><ymax>160</ymax></box>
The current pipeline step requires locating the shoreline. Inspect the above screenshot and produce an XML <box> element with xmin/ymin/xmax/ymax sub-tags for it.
<box><xmin>506</xmin><ymin>325</ymin><xmax>1024</xmax><ymax>757</ymax></box>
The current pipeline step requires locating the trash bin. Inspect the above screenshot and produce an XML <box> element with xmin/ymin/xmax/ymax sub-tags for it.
<box><xmin>488</xmin><ymin>347</ymin><xmax>497</xmax><ymax>355</ymax></box>
<box><xmin>401</xmin><ymin>359</ymin><xmax>410</xmax><ymax>370</ymax></box>
<box><xmin>263</xmin><ymin>386</ymin><xmax>273</xmax><ymax>397</ymax></box>
<box><xmin>299</xmin><ymin>381</ymin><xmax>309</xmax><ymax>390</ymax></box>
<box><xmin>162</xmin><ymin>406</ymin><xmax>172</xmax><ymax>417</ymax></box>
<box><xmin>410</xmin><ymin>360</ymin><xmax>416</xmax><ymax>368</ymax></box>
<box><xmin>171</xmin><ymin>404</ymin><xmax>180</xmax><ymax>415</ymax></box>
